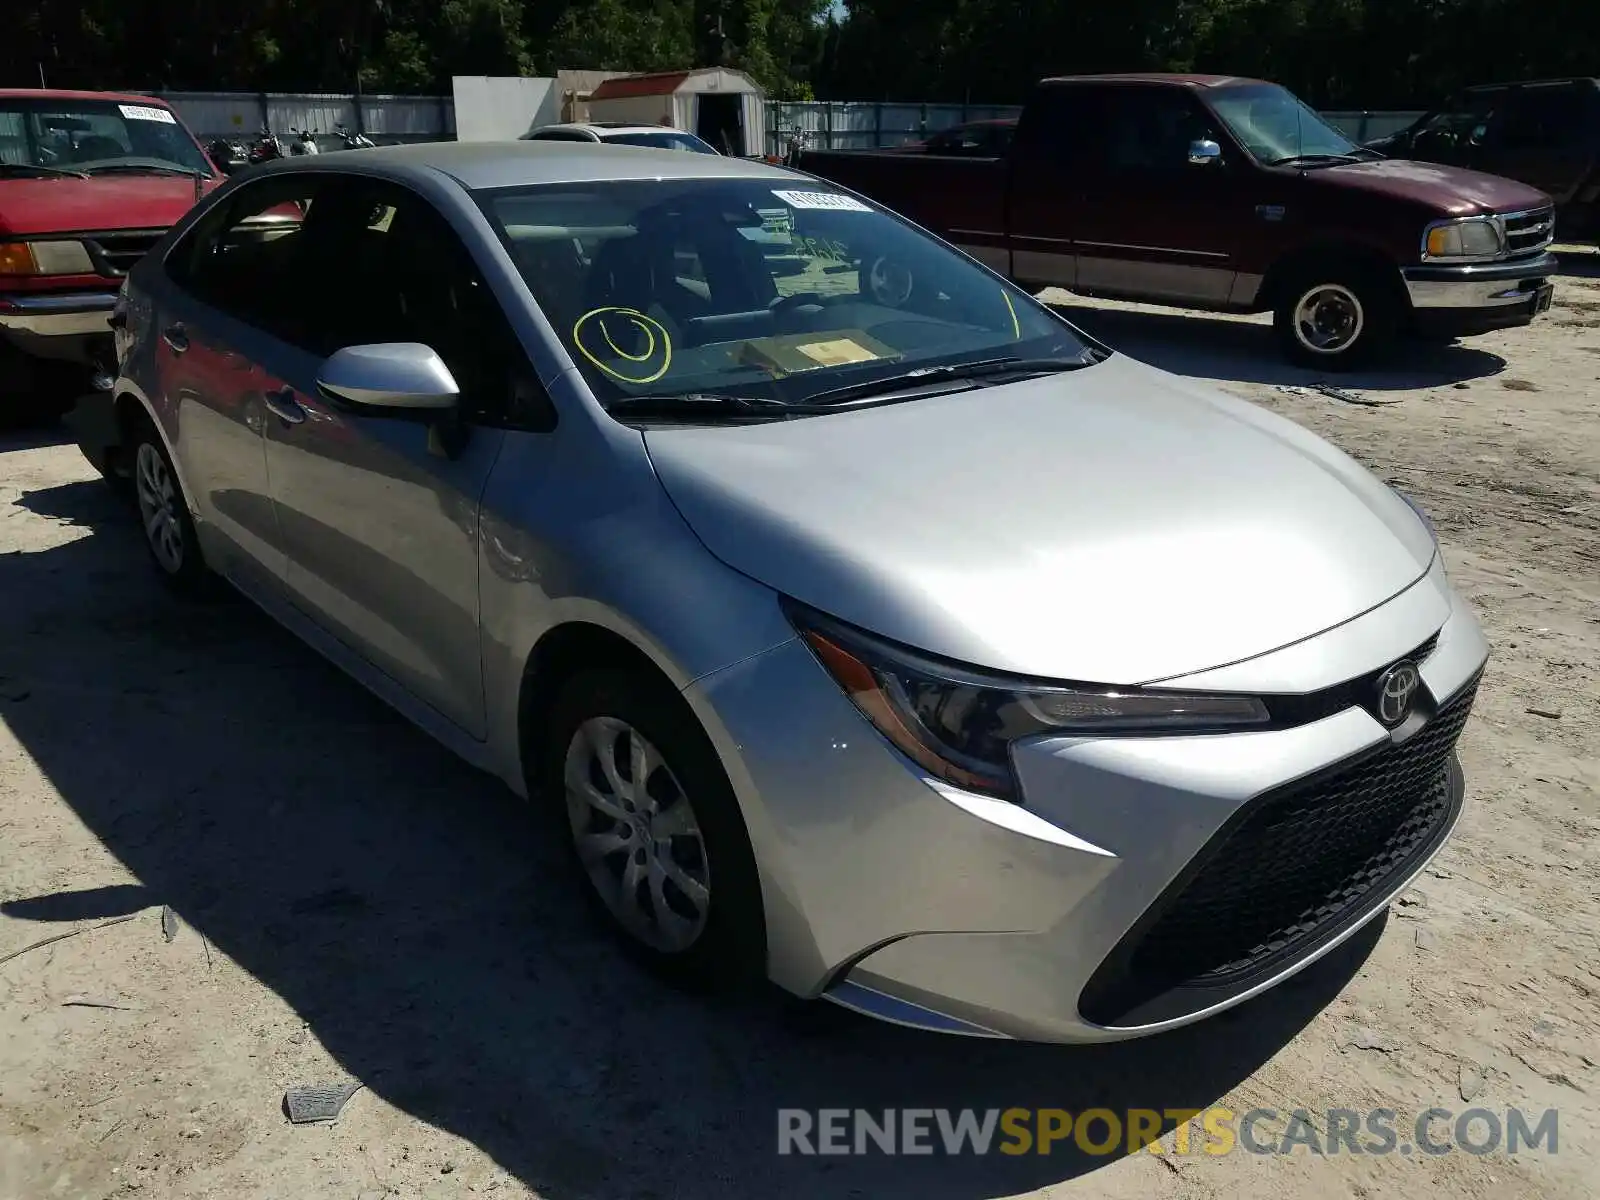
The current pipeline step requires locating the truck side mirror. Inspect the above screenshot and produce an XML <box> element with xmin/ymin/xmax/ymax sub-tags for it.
<box><xmin>1188</xmin><ymin>139</ymin><xmax>1223</xmax><ymax>167</ymax></box>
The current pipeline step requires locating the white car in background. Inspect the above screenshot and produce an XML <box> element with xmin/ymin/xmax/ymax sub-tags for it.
<box><xmin>520</xmin><ymin>122</ymin><xmax>721</xmax><ymax>155</ymax></box>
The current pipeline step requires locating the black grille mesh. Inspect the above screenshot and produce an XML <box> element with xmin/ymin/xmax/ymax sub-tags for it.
<box><xmin>85</xmin><ymin>230</ymin><xmax>165</xmax><ymax>276</ymax></box>
<box><xmin>1079</xmin><ymin>674</ymin><xmax>1479</xmax><ymax>1026</ymax></box>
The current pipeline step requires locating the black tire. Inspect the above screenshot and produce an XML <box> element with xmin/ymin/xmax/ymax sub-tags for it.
<box><xmin>127</xmin><ymin>414</ymin><xmax>212</xmax><ymax>596</ymax></box>
<box><xmin>539</xmin><ymin>666</ymin><xmax>766</xmax><ymax>991</ymax></box>
<box><xmin>1273</xmin><ymin>264</ymin><xmax>1397</xmax><ymax>370</ymax></box>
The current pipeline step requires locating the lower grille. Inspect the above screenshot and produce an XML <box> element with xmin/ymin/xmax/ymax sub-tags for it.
<box><xmin>82</xmin><ymin>229</ymin><xmax>166</xmax><ymax>277</ymax></box>
<box><xmin>1504</xmin><ymin>207</ymin><xmax>1555</xmax><ymax>257</ymax></box>
<box><xmin>1079</xmin><ymin>674</ymin><xmax>1479</xmax><ymax>1027</ymax></box>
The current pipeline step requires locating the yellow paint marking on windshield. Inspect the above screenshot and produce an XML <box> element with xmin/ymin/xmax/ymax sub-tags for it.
<box><xmin>573</xmin><ymin>306</ymin><xmax>673</xmax><ymax>384</ymax></box>
<box><xmin>1002</xmin><ymin>289</ymin><xmax>1021</xmax><ymax>340</ymax></box>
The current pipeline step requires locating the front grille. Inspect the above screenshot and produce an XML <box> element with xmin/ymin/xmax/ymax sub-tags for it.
<box><xmin>81</xmin><ymin>229</ymin><xmax>166</xmax><ymax>277</ymax></box>
<box><xmin>1079</xmin><ymin>672</ymin><xmax>1480</xmax><ymax>1027</ymax></box>
<box><xmin>1504</xmin><ymin>207</ymin><xmax>1556</xmax><ymax>257</ymax></box>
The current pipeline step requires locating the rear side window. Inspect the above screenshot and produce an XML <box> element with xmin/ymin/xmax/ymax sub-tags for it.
<box><xmin>1012</xmin><ymin>87</ymin><xmax>1090</xmax><ymax>165</ymax></box>
<box><xmin>1494</xmin><ymin>87</ymin><xmax>1587</xmax><ymax>149</ymax></box>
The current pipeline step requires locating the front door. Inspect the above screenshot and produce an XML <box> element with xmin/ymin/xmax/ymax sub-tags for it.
<box><xmin>154</xmin><ymin>176</ymin><xmax>320</xmax><ymax>590</ymax></box>
<box><xmin>253</xmin><ymin>179</ymin><xmax>522</xmax><ymax>738</ymax></box>
<box><xmin>1068</xmin><ymin>85</ymin><xmax>1245</xmax><ymax>307</ymax></box>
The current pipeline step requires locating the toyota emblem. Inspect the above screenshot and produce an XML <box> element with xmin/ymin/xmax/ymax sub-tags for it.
<box><xmin>1374</xmin><ymin>661</ymin><xmax>1422</xmax><ymax>726</ymax></box>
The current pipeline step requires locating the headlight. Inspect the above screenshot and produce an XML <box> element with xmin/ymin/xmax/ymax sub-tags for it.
<box><xmin>787</xmin><ymin>602</ymin><xmax>1270</xmax><ymax>801</ymax></box>
<box><xmin>0</xmin><ymin>239</ymin><xmax>96</xmax><ymax>277</ymax></box>
<box><xmin>1422</xmin><ymin>217</ymin><xmax>1504</xmax><ymax>261</ymax></box>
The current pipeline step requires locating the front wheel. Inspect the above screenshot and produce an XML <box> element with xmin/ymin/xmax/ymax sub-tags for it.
<box><xmin>540</xmin><ymin>668</ymin><xmax>765</xmax><ymax>991</ymax></box>
<box><xmin>129</xmin><ymin>418</ymin><xmax>211</xmax><ymax>595</ymax></box>
<box><xmin>1273</xmin><ymin>270</ymin><xmax>1396</xmax><ymax>370</ymax></box>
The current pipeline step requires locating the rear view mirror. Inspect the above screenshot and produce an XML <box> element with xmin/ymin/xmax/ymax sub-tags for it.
<box><xmin>1188</xmin><ymin>139</ymin><xmax>1223</xmax><ymax>167</ymax></box>
<box><xmin>317</xmin><ymin>343</ymin><xmax>460</xmax><ymax>413</ymax></box>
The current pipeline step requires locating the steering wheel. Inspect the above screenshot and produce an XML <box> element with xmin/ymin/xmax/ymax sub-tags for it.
<box><xmin>866</xmin><ymin>257</ymin><xmax>915</xmax><ymax>308</ymax></box>
<box><xmin>770</xmin><ymin>292</ymin><xmax>826</xmax><ymax>317</ymax></box>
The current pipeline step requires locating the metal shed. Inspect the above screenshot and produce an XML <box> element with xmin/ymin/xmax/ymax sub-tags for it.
<box><xmin>585</xmin><ymin>68</ymin><xmax>766</xmax><ymax>157</ymax></box>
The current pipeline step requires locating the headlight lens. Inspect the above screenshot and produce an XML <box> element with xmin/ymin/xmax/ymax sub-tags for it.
<box><xmin>787</xmin><ymin>603</ymin><xmax>1270</xmax><ymax>801</ymax></box>
<box><xmin>1423</xmin><ymin>217</ymin><xmax>1503</xmax><ymax>260</ymax></box>
<box><xmin>0</xmin><ymin>239</ymin><xmax>95</xmax><ymax>276</ymax></box>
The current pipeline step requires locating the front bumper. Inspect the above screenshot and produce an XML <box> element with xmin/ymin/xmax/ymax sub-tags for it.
<box><xmin>687</xmin><ymin>560</ymin><xmax>1488</xmax><ymax>1043</ymax></box>
<box><xmin>0</xmin><ymin>292</ymin><xmax>119</xmax><ymax>372</ymax></box>
<box><xmin>1402</xmin><ymin>252</ymin><xmax>1557</xmax><ymax>337</ymax></box>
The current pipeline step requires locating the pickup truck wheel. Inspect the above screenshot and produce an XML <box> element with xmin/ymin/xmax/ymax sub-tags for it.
<box><xmin>1274</xmin><ymin>271</ymin><xmax>1395</xmax><ymax>370</ymax></box>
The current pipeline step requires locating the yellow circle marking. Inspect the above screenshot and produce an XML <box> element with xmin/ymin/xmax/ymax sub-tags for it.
<box><xmin>573</xmin><ymin>306</ymin><xmax>673</xmax><ymax>384</ymax></box>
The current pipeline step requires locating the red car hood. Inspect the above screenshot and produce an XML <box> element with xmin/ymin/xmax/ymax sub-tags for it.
<box><xmin>1318</xmin><ymin>158</ymin><xmax>1552</xmax><ymax>217</ymax></box>
<box><xmin>0</xmin><ymin>174</ymin><xmax>220</xmax><ymax>236</ymax></box>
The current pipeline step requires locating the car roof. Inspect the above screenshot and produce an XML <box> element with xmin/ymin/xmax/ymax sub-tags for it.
<box><xmin>0</xmin><ymin>87</ymin><xmax>172</xmax><ymax>106</ymax></box>
<box><xmin>1039</xmin><ymin>73</ymin><xmax>1270</xmax><ymax>89</ymax></box>
<box><xmin>531</xmin><ymin>122</ymin><xmax>694</xmax><ymax>138</ymax></box>
<box><xmin>249</xmin><ymin>139</ymin><xmax>792</xmax><ymax>190</ymax></box>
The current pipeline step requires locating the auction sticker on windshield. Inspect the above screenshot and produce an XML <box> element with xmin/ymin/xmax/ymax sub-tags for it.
<box><xmin>772</xmin><ymin>190</ymin><xmax>873</xmax><ymax>213</ymax></box>
<box><xmin>119</xmin><ymin>104</ymin><xmax>177</xmax><ymax>124</ymax></box>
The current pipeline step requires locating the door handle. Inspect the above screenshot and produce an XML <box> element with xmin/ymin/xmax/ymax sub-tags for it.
<box><xmin>261</xmin><ymin>386</ymin><xmax>306</xmax><ymax>425</ymax></box>
<box><xmin>162</xmin><ymin>324</ymin><xmax>189</xmax><ymax>353</ymax></box>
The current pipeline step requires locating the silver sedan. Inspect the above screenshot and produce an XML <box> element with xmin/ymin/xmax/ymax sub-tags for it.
<box><xmin>75</xmin><ymin>142</ymin><xmax>1489</xmax><ymax>1042</ymax></box>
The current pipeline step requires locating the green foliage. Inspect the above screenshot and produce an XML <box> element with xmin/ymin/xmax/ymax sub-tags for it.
<box><xmin>2</xmin><ymin>0</ymin><xmax>1591</xmax><ymax>106</ymax></box>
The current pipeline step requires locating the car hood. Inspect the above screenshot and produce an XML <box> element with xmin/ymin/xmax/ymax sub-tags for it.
<box><xmin>0</xmin><ymin>174</ymin><xmax>219</xmax><ymax>236</ymax></box>
<box><xmin>1312</xmin><ymin>158</ymin><xmax>1551</xmax><ymax>217</ymax></box>
<box><xmin>644</xmin><ymin>355</ymin><xmax>1437</xmax><ymax>684</ymax></box>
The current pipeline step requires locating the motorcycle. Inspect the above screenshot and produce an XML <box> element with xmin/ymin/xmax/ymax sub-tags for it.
<box><xmin>288</xmin><ymin>128</ymin><xmax>321</xmax><ymax>156</ymax></box>
<box><xmin>334</xmin><ymin>124</ymin><xmax>377</xmax><ymax>150</ymax></box>
<box><xmin>248</xmin><ymin>127</ymin><xmax>287</xmax><ymax>164</ymax></box>
<box><xmin>206</xmin><ymin>137</ymin><xmax>250</xmax><ymax>175</ymax></box>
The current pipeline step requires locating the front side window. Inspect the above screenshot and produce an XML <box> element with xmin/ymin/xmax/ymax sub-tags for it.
<box><xmin>0</xmin><ymin>98</ymin><xmax>213</xmax><ymax>178</ymax></box>
<box><xmin>1083</xmin><ymin>91</ymin><xmax>1223</xmax><ymax>172</ymax></box>
<box><xmin>1412</xmin><ymin>91</ymin><xmax>1502</xmax><ymax>151</ymax></box>
<box><xmin>480</xmin><ymin>177</ymin><xmax>1090</xmax><ymax>412</ymax></box>
<box><xmin>1208</xmin><ymin>84</ymin><xmax>1363</xmax><ymax>165</ymax></box>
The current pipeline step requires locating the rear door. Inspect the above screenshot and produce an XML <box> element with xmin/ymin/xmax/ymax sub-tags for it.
<box><xmin>1004</xmin><ymin>85</ymin><xmax>1091</xmax><ymax>288</ymax></box>
<box><xmin>1479</xmin><ymin>84</ymin><xmax>1592</xmax><ymax>205</ymax></box>
<box><xmin>257</xmin><ymin>177</ymin><xmax>530</xmax><ymax>739</ymax></box>
<box><xmin>1067</xmin><ymin>85</ymin><xmax>1247</xmax><ymax>306</ymax></box>
<box><xmin>153</xmin><ymin>175</ymin><xmax>316</xmax><ymax>591</ymax></box>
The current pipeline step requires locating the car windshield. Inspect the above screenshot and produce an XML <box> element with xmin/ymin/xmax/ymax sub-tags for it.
<box><xmin>480</xmin><ymin>177</ymin><xmax>1090</xmax><ymax>411</ymax></box>
<box><xmin>1208</xmin><ymin>84</ymin><xmax>1362</xmax><ymax>164</ymax></box>
<box><xmin>0</xmin><ymin>98</ymin><xmax>213</xmax><ymax>176</ymax></box>
<box><xmin>606</xmin><ymin>131</ymin><xmax>720</xmax><ymax>154</ymax></box>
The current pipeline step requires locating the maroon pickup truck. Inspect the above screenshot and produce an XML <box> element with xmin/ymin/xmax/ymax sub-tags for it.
<box><xmin>797</xmin><ymin>74</ymin><xmax>1560</xmax><ymax>367</ymax></box>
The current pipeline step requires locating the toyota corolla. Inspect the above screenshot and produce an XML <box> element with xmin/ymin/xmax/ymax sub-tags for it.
<box><xmin>73</xmin><ymin>143</ymin><xmax>1489</xmax><ymax>1042</ymax></box>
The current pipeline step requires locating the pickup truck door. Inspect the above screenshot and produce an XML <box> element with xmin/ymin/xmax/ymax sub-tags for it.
<box><xmin>1477</xmin><ymin>84</ymin><xmax>1595</xmax><ymax>207</ymax></box>
<box><xmin>1002</xmin><ymin>86</ymin><xmax>1087</xmax><ymax>288</ymax></box>
<box><xmin>1067</xmin><ymin>85</ymin><xmax>1249</xmax><ymax>307</ymax></box>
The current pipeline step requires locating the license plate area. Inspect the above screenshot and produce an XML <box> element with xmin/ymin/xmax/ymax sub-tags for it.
<box><xmin>1532</xmin><ymin>283</ymin><xmax>1555</xmax><ymax>314</ymax></box>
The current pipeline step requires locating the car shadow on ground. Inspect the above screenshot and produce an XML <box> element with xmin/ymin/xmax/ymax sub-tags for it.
<box><xmin>0</xmin><ymin>473</ymin><xmax>1384</xmax><ymax>1199</ymax></box>
<box><xmin>1051</xmin><ymin>300</ymin><xmax>1508</xmax><ymax>391</ymax></box>
<box><xmin>1553</xmin><ymin>245</ymin><xmax>1600</xmax><ymax>279</ymax></box>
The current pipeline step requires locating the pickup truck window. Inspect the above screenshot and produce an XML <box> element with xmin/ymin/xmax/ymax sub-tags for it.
<box><xmin>1412</xmin><ymin>91</ymin><xmax>1502</xmax><ymax>152</ymax></box>
<box><xmin>0</xmin><ymin>97</ymin><xmax>212</xmax><ymax>179</ymax></box>
<box><xmin>480</xmin><ymin>177</ymin><xmax>1090</xmax><ymax>410</ymax></box>
<box><xmin>1080</xmin><ymin>90</ymin><xmax>1221</xmax><ymax>172</ymax></box>
<box><xmin>1207</xmin><ymin>84</ymin><xmax>1362</xmax><ymax>165</ymax></box>
<box><xmin>1492</xmin><ymin>87</ymin><xmax>1588</xmax><ymax>150</ymax></box>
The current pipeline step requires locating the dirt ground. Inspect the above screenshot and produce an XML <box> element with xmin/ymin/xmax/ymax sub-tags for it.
<box><xmin>1</xmin><ymin>253</ymin><xmax>1597</xmax><ymax>1200</ymax></box>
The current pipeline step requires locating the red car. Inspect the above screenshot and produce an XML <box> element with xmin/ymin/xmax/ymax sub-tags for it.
<box><xmin>0</xmin><ymin>89</ymin><xmax>222</xmax><ymax>416</ymax></box>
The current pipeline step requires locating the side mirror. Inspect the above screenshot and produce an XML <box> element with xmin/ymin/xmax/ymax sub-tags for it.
<box><xmin>316</xmin><ymin>343</ymin><xmax>460</xmax><ymax>414</ymax></box>
<box><xmin>1188</xmin><ymin>138</ymin><xmax>1224</xmax><ymax>167</ymax></box>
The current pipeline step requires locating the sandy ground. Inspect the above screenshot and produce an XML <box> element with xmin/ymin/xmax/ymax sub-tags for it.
<box><xmin>1</xmin><ymin>253</ymin><xmax>1597</xmax><ymax>1200</ymax></box>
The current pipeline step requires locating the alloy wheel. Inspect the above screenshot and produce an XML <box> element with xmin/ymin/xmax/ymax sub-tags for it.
<box><xmin>134</xmin><ymin>442</ymin><xmax>185</xmax><ymax>574</ymax></box>
<box><xmin>564</xmin><ymin>716</ymin><xmax>711</xmax><ymax>953</ymax></box>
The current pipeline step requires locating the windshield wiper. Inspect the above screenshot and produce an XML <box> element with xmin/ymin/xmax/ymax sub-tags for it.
<box><xmin>802</xmin><ymin>353</ymin><xmax>1101</xmax><ymax>407</ymax></box>
<box><xmin>0</xmin><ymin>162</ymin><xmax>90</xmax><ymax>179</ymax></box>
<box><xmin>84</xmin><ymin>163</ymin><xmax>209</xmax><ymax>179</ymax></box>
<box><xmin>606</xmin><ymin>392</ymin><xmax>819</xmax><ymax>420</ymax></box>
<box><xmin>1266</xmin><ymin>152</ymin><xmax>1374</xmax><ymax>168</ymax></box>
